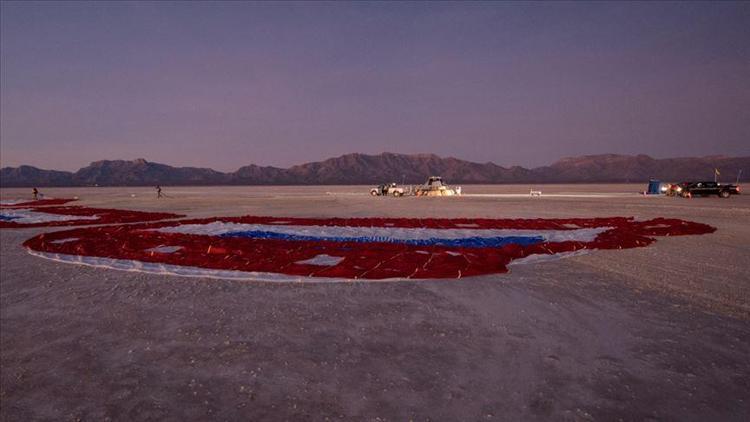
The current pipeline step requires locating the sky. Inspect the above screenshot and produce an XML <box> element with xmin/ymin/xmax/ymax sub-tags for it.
<box><xmin>1</xmin><ymin>1</ymin><xmax>749</xmax><ymax>171</ymax></box>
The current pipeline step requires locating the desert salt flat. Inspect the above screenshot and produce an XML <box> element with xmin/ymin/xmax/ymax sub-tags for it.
<box><xmin>1</xmin><ymin>184</ymin><xmax>749</xmax><ymax>421</ymax></box>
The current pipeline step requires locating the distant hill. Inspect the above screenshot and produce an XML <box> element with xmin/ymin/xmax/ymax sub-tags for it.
<box><xmin>1</xmin><ymin>165</ymin><xmax>74</xmax><ymax>187</ymax></box>
<box><xmin>533</xmin><ymin>154</ymin><xmax>749</xmax><ymax>183</ymax></box>
<box><xmin>1</xmin><ymin>153</ymin><xmax>748</xmax><ymax>187</ymax></box>
<box><xmin>71</xmin><ymin>158</ymin><xmax>228</xmax><ymax>186</ymax></box>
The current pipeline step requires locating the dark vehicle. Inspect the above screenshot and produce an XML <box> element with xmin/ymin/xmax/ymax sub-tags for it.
<box><xmin>681</xmin><ymin>181</ymin><xmax>741</xmax><ymax>198</ymax></box>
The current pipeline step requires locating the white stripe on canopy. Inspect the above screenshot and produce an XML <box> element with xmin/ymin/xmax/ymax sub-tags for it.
<box><xmin>152</xmin><ymin>222</ymin><xmax>608</xmax><ymax>243</ymax></box>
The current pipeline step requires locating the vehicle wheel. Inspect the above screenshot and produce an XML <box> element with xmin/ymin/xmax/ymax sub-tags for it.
<box><xmin>393</xmin><ymin>191</ymin><xmax>402</xmax><ymax>197</ymax></box>
<box><xmin>719</xmin><ymin>190</ymin><xmax>730</xmax><ymax>198</ymax></box>
<box><xmin>370</xmin><ymin>190</ymin><xmax>378</xmax><ymax>196</ymax></box>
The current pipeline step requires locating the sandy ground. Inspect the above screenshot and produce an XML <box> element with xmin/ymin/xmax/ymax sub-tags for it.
<box><xmin>1</xmin><ymin>185</ymin><xmax>749</xmax><ymax>421</ymax></box>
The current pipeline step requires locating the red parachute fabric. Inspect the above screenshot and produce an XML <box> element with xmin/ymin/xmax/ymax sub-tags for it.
<box><xmin>22</xmin><ymin>216</ymin><xmax>715</xmax><ymax>279</ymax></box>
<box><xmin>0</xmin><ymin>206</ymin><xmax>183</xmax><ymax>228</ymax></box>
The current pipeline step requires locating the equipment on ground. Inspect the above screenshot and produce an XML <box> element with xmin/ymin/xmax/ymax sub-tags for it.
<box><xmin>646</xmin><ymin>179</ymin><xmax>662</xmax><ymax>195</ymax></box>
<box><xmin>414</xmin><ymin>176</ymin><xmax>462</xmax><ymax>197</ymax></box>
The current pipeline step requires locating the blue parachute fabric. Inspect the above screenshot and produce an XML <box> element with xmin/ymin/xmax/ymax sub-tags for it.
<box><xmin>220</xmin><ymin>230</ymin><xmax>545</xmax><ymax>248</ymax></box>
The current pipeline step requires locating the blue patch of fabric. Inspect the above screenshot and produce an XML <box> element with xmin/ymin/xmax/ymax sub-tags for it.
<box><xmin>220</xmin><ymin>230</ymin><xmax>545</xmax><ymax>248</ymax></box>
<box><xmin>0</xmin><ymin>215</ymin><xmax>21</xmax><ymax>221</ymax></box>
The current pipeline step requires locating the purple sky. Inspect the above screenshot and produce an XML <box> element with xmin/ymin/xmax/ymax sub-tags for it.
<box><xmin>1</xmin><ymin>1</ymin><xmax>749</xmax><ymax>171</ymax></box>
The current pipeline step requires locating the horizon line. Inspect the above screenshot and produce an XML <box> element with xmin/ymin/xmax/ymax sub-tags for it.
<box><xmin>2</xmin><ymin>151</ymin><xmax>747</xmax><ymax>173</ymax></box>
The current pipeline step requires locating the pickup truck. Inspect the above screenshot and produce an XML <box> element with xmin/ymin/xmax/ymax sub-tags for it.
<box><xmin>680</xmin><ymin>181</ymin><xmax>741</xmax><ymax>198</ymax></box>
<box><xmin>370</xmin><ymin>183</ymin><xmax>406</xmax><ymax>197</ymax></box>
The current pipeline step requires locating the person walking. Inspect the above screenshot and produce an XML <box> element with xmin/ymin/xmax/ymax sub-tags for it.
<box><xmin>32</xmin><ymin>187</ymin><xmax>39</xmax><ymax>200</ymax></box>
<box><xmin>156</xmin><ymin>185</ymin><xmax>162</xmax><ymax>199</ymax></box>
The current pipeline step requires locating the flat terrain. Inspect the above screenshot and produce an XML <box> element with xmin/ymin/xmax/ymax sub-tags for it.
<box><xmin>1</xmin><ymin>185</ymin><xmax>749</xmax><ymax>421</ymax></box>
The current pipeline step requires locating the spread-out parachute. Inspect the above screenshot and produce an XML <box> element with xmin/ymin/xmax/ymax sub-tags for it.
<box><xmin>23</xmin><ymin>215</ymin><xmax>715</xmax><ymax>281</ymax></box>
<box><xmin>0</xmin><ymin>202</ymin><xmax>182</xmax><ymax>228</ymax></box>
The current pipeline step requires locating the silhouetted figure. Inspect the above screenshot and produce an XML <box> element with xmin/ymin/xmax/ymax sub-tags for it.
<box><xmin>32</xmin><ymin>188</ymin><xmax>39</xmax><ymax>200</ymax></box>
<box><xmin>156</xmin><ymin>185</ymin><xmax>162</xmax><ymax>199</ymax></box>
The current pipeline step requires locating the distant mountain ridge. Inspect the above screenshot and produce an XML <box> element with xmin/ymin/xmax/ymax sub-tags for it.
<box><xmin>1</xmin><ymin>153</ymin><xmax>748</xmax><ymax>187</ymax></box>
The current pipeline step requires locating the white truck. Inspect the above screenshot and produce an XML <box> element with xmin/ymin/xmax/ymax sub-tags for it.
<box><xmin>370</xmin><ymin>183</ymin><xmax>406</xmax><ymax>197</ymax></box>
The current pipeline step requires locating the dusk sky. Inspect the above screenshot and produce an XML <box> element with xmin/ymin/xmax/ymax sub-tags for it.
<box><xmin>1</xmin><ymin>1</ymin><xmax>749</xmax><ymax>171</ymax></box>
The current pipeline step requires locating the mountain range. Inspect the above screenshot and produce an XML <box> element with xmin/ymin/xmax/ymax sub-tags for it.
<box><xmin>1</xmin><ymin>153</ymin><xmax>747</xmax><ymax>187</ymax></box>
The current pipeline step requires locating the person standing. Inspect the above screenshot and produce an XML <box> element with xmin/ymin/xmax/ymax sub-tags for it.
<box><xmin>32</xmin><ymin>187</ymin><xmax>39</xmax><ymax>200</ymax></box>
<box><xmin>156</xmin><ymin>185</ymin><xmax>162</xmax><ymax>199</ymax></box>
